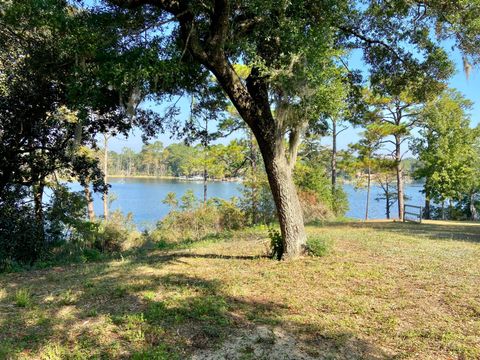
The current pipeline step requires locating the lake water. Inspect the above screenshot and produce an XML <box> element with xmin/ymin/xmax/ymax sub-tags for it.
<box><xmin>71</xmin><ymin>178</ymin><xmax>425</xmax><ymax>228</ymax></box>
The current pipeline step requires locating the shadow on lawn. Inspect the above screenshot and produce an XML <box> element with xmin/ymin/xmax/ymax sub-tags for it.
<box><xmin>0</xmin><ymin>252</ymin><xmax>394</xmax><ymax>359</ymax></box>
<box><xmin>344</xmin><ymin>220</ymin><xmax>480</xmax><ymax>243</ymax></box>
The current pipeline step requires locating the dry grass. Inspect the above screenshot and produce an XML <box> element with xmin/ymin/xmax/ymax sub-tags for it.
<box><xmin>1</xmin><ymin>221</ymin><xmax>479</xmax><ymax>359</ymax></box>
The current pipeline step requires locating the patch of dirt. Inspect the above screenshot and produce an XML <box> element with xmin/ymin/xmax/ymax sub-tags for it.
<box><xmin>191</xmin><ymin>325</ymin><xmax>316</xmax><ymax>360</ymax></box>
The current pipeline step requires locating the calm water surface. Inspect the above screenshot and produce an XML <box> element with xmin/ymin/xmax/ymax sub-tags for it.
<box><xmin>72</xmin><ymin>178</ymin><xmax>424</xmax><ymax>228</ymax></box>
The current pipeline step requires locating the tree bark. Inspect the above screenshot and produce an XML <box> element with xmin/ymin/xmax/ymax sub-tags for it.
<box><xmin>331</xmin><ymin>118</ymin><xmax>337</xmax><ymax>191</ymax></box>
<box><xmin>203</xmin><ymin>118</ymin><xmax>208</xmax><ymax>205</ymax></box>
<box><xmin>449</xmin><ymin>199</ymin><xmax>453</xmax><ymax>220</ymax></box>
<box><xmin>395</xmin><ymin>135</ymin><xmax>404</xmax><ymax>220</ymax></box>
<box><xmin>261</xmin><ymin>145</ymin><xmax>307</xmax><ymax>259</ymax></box>
<box><xmin>202</xmin><ymin>60</ymin><xmax>307</xmax><ymax>259</ymax></box>
<box><xmin>33</xmin><ymin>182</ymin><xmax>44</xmax><ymax>224</ymax></box>
<box><xmin>33</xmin><ymin>181</ymin><xmax>45</xmax><ymax>248</ymax></box>
<box><xmin>249</xmin><ymin>131</ymin><xmax>259</xmax><ymax>224</ymax></box>
<box><xmin>103</xmin><ymin>134</ymin><xmax>109</xmax><ymax>220</ymax></box>
<box><xmin>203</xmin><ymin>166</ymin><xmax>208</xmax><ymax>204</ymax></box>
<box><xmin>84</xmin><ymin>185</ymin><xmax>95</xmax><ymax>221</ymax></box>
<box><xmin>424</xmin><ymin>198</ymin><xmax>431</xmax><ymax>220</ymax></box>
<box><xmin>470</xmin><ymin>192</ymin><xmax>478</xmax><ymax>221</ymax></box>
<box><xmin>385</xmin><ymin>181</ymin><xmax>390</xmax><ymax>219</ymax></box>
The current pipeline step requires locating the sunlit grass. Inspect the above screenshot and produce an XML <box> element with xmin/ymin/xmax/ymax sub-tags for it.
<box><xmin>0</xmin><ymin>220</ymin><xmax>479</xmax><ymax>359</ymax></box>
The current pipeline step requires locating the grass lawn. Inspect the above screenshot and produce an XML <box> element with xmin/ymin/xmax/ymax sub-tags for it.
<box><xmin>1</xmin><ymin>221</ymin><xmax>479</xmax><ymax>359</ymax></box>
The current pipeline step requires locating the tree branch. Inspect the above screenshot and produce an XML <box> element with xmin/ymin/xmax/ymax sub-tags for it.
<box><xmin>337</xmin><ymin>25</ymin><xmax>406</xmax><ymax>65</ymax></box>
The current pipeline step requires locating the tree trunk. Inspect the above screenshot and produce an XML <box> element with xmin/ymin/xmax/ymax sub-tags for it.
<box><xmin>249</xmin><ymin>131</ymin><xmax>259</xmax><ymax>225</ymax></box>
<box><xmin>190</xmin><ymin>50</ymin><xmax>307</xmax><ymax>259</ymax></box>
<box><xmin>203</xmin><ymin>167</ymin><xmax>208</xmax><ymax>205</ymax></box>
<box><xmin>260</xmin><ymin>145</ymin><xmax>307</xmax><ymax>259</ymax></box>
<box><xmin>385</xmin><ymin>181</ymin><xmax>390</xmax><ymax>219</ymax></box>
<box><xmin>33</xmin><ymin>181</ymin><xmax>45</xmax><ymax>226</ymax></box>
<box><xmin>33</xmin><ymin>181</ymin><xmax>45</xmax><ymax>252</ymax></box>
<box><xmin>441</xmin><ymin>201</ymin><xmax>446</xmax><ymax>220</ymax></box>
<box><xmin>84</xmin><ymin>185</ymin><xmax>95</xmax><ymax>221</ymax></box>
<box><xmin>470</xmin><ymin>192</ymin><xmax>478</xmax><ymax>221</ymax></box>
<box><xmin>365</xmin><ymin>167</ymin><xmax>371</xmax><ymax>221</ymax></box>
<box><xmin>203</xmin><ymin>118</ymin><xmax>208</xmax><ymax>205</ymax></box>
<box><xmin>103</xmin><ymin>134</ymin><xmax>109</xmax><ymax>220</ymax></box>
<box><xmin>395</xmin><ymin>135</ymin><xmax>404</xmax><ymax>220</ymax></box>
<box><xmin>331</xmin><ymin>118</ymin><xmax>337</xmax><ymax>192</ymax></box>
<box><xmin>424</xmin><ymin>198</ymin><xmax>431</xmax><ymax>220</ymax></box>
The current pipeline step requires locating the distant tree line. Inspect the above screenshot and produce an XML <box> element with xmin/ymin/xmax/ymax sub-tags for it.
<box><xmin>103</xmin><ymin>140</ymin><xmax>248</xmax><ymax>179</ymax></box>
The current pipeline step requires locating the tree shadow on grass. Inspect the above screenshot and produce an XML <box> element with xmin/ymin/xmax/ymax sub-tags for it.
<box><xmin>329</xmin><ymin>220</ymin><xmax>480</xmax><ymax>243</ymax></box>
<box><xmin>0</xmin><ymin>256</ymin><xmax>396</xmax><ymax>359</ymax></box>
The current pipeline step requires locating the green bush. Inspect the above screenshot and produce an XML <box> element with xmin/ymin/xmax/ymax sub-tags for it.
<box><xmin>0</xmin><ymin>189</ymin><xmax>45</xmax><ymax>269</ymax></box>
<box><xmin>152</xmin><ymin>195</ymin><xmax>246</xmax><ymax>245</ymax></box>
<box><xmin>81</xmin><ymin>248</ymin><xmax>103</xmax><ymax>262</ymax></box>
<box><xmin>268</xmin><ymin>228</ymin><xmax>283</xmax><ymax>260</ymax></box>
<box><xmin>295</xmin><ymin>163</ymin><xmax>349</xmax><ymax>219</ymax></box>
<box><xmin>92</xmin><ymin>211</ymin><xmax>141</xmax><ymax>253</ymax></box>
<box><xmin>211</xmin><ymin>198</ymin><xmax>246</xmax><ymax>230</ymax></box>
<box><xmin>154</xmin><ymin>206</ymin><xmax>221</xmax><ymax>243</ymax></box>
<box><xmin>306</xmin><ymin>236</ymin><xmax>333</xmax><ymax>257</ymax></box>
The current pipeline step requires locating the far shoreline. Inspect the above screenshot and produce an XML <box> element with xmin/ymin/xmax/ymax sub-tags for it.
<box><xmin>107</xmin><ymin>174</ymin><xmax>243</xmax><ymax>182</ymax></box>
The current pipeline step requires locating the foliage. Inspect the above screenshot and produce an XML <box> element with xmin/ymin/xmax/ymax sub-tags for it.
<box><xmin>13</xmin><ymin>289</ymin><xmax>32</xmax><ymax>308</ymax></box>
<box><xmin>331</xmin><ymin>186</ymin><xmax>349</xmax><ymax>217</ymax></box>
<box><xmin>0</xmin><ymin>182</ymin><xmax>142</xmax><ymax>272</ymax></box>
<box><xmin>240</xmin><ymin>172</ymin><xmax>277</xmax><ymax>226</ymax></box>
<box><xmin>94</xmin><ymin>212</ymin><xmax>137</xmax><ymax>253</ymax></box>
<box><xmin>268</xmin><ymin>228</ymin><xmax>283</xmax><ymax>261</ymax></box>
<box><xmin>295</xmin><ymin>157</ymin><xmax>349</xmax><ymax>219</ymax></box>
<box><xmin>103</xmin><ymin>140</ymin><xmax>249</xmax><ymax>180</ymax></box>
<box><xmin>162</xmin><ymin>192</ymin><xmax>178</xmax><ymax>209</ymax></box>
<box><xmin>210</xmin><ymin>198</ymin><xmax>246</xmax><ymax>231</ymax></box>
<box><xmin>152</xmin><ymin>194</ymin><xmax>246</xmax><ymax>243</ymax></box>
<box><xmin>412</xmin><ymin>89</ymin><xmax>479</xmax><ymax>217</ymax></box>
<box><xmin>306</xmin><ymin>236</ymin><xmax>333</xmax><ymax>257</ymax></box>
<box><xmin>0</xmin><ymin>188</ymin><xmax>46</xmax><ymax>269</ymax></box>
<box><xmin>45</xmin><ymin>185</ymin><xmax>91</xmax><ymax>243</ymax></box>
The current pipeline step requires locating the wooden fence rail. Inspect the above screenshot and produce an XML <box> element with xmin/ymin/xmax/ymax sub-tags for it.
<box><xmin>403</xmin><ymin>204</ymin><xmax>423</xmax><ymax>223</ymax></box>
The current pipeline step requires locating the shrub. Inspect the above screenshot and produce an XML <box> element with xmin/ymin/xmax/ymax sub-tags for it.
<box><xmin>211</xmin><ymin>198</ymin><xmax>246</xmax><ymax>230</ymax></box>
<box><xmin>298</xmin><ymin>190</ymin><xmax>333</xmax><ymax>223</ymax></box>
<box><xmin>45</xmin><ymin>185</ymin><xmax>89</xmax><ymax>243</ymax></box>
<box><xmin>295</xmin><ymin>163</ymin><xmax>349</xmax><ymax>219</ymax></box>
<box><xmin>306</xmin><ymin>236</ymin><xmax>333</xmax><ymax>257</ymax></box>
<box><xmin>152</xmin><ymin>195</ymin><xmax>246</xmax><ymax>245</ymax></box>
<box><xmin>81</xmin><ymin>248</ymin><xmax>103</xmax><ymax>262</ymax></box>
<box><xmin>154</xmin><ymin>206</ymin><xmax>221</xmax><ymax>243</ymax></box>
<box><xmin>93</xmin><ymin>211</ymin><xmax>141</xmax><ymax>253</ymax></box>
<box><xmin>268</xmin><ymin>228</ymin><xmax>283</xmax><ymax>260</ymax></box>
<box><xmin>14</xmin><ymin>289</ymin><xmax>32</xmax><ymax>307</ymax></box>
<box><xmin>0</xmin><ymin>198</ymin><xmax>44</xmax><ymax>269</ymax></box>
<box><xmin>331</xmin><ymin>186</ymin><xmax>349</xmax><ymax>217</ymax></box>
